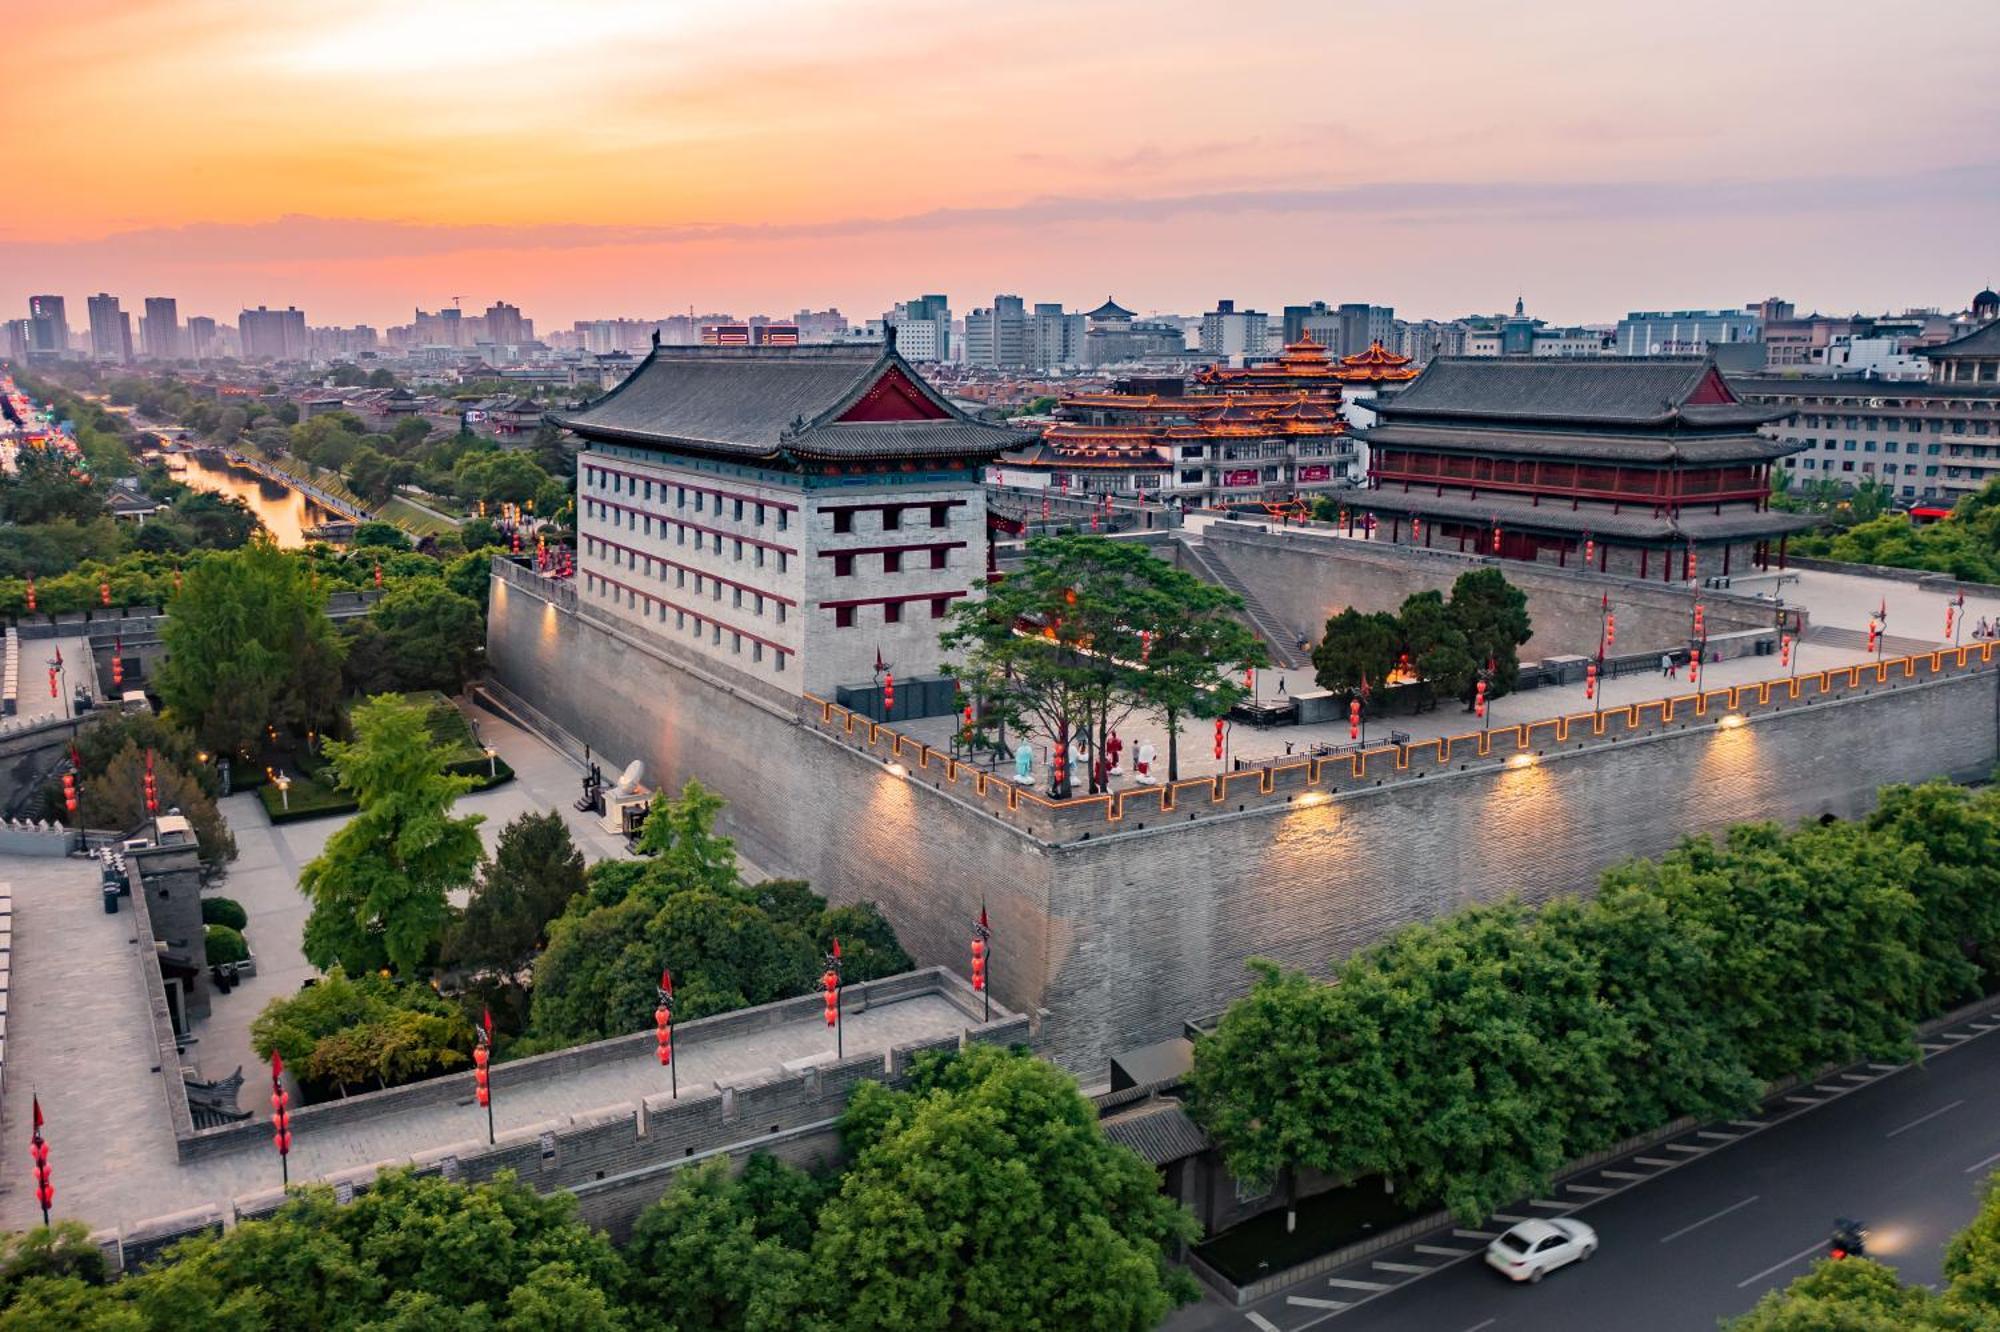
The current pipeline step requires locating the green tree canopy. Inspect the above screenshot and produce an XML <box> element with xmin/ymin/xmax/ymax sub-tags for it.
<box><xmin>1310</xmin><ymin>607</ymin><xmax>1401</xmax><ymax>697</ymax></box>
<box><xmin>444</xmin><ymin>812</ymin><xmax>587</xmax><ymax>982</ymax></box>
<box><xmin>298</xmin><ymin>694</ymin><xmax>484</xmax><ymax>977</ymax></box>
<box><xmin>156</xmin><ymin>538</ymin><xmax>344</xmax><ymax>755</ymax></box>
<box><xmin>361</xmin><ymin>576</ymin><xmax>486</xmax><ymax>692</ymax></box>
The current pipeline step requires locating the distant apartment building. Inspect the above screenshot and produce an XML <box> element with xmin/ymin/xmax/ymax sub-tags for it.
<box><xmin>885</xmin><ymin>295</ymin><xmax>951</xmax><ymax>362</ymax></box>
<box><xmin>963</xmin><ymin>295</ymin><xmax>1030</xmax><ymax>369</ymax></box>
<box><xmin>1080</xmin><ymin>299</ymin><xmax>1183</xmax><ymax>366</ymax></box>
<box><xmin>1464</xmin><ymin>299</ymin><xmax>1604</xmax><ymax>358</ymax></box>
<box><xmin>1615</xmin><ymin>308</ymin><xmax>1760</xmax><ymax>356</ymax></box>
<box><xmin>185</xmin><ymin>316</ymin><xmax>219</xmax><ymax>360</ymax></box>
<box><xmin>25</xmin><ymin>295</ymin><xmax>68</xmax><ymax>361</ymax></box>
<box><xmin>483</xmin><ymin>301</ymin><xmax>532</xmax><ymax>345</ymax></box>
<box><xmin>1198</xmin><ymin>300</ymin><xmax>1270</xmax><ymax>363</ymax></box>
<box><xmin>1396</xmin><ymin>319</ymin><xmax>1468</xmax><ymax>366</ymax></box>
<box><xmin>700</xmin><ymin>322</ymin><xmax>800</xmax><ymax>346</ymax></box>
<box><xmin>312</xmin><ymin>325</ymin><xmax>380</xmax><ymax>357</ymax></box>
<box><xmin>1030</xmin><ymin>303</ymin><xmax>1086</xmax><ymax>369</ymax></box>
<box><xmin>239</xmin><ymin>305</ymin><xmax>309</xmax><ymax>361</ymax></box>
<box><xmin>141</xmin><ymin>297</ymin><xmax>180</xmax><ymax>360</ymax></box>
<box><xmin>792</xmin><ymin>309</ymin><xmax>849</xmax><ymax>342</ymax></box>
<box><xmin>4</xmin><ymin>320</ymin><xmax>30</xmax><ymax>363</ymax></box>
<box><xmin>87</xmin><ymin>294</ymin><xmax>133</xmax><ymax>363</ymax></box>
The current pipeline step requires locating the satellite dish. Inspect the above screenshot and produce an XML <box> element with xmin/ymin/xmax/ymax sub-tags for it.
<box><xmin>617</xmin><ymin>759</ymin><xmax>645</xmax><ymax>790</ymax></box>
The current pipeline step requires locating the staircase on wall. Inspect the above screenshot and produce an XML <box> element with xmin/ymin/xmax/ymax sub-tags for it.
<box><xmin>1179</xmin><ymin>538</ymin><xmax>1312</xmax><ymax>671</ymax></box>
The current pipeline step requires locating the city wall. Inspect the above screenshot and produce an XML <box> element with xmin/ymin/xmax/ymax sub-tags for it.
<box><xmin>1196</xmin><ymin>519</ymin><xmax>1784</xmax><ymax>658</ymax></box>
<box><xmin>106</xmin><ymin>969</ymin><xmax>1028</xmax><ymax>1270</ymax></box>
<box><xmin>487</xmin><ymin>560</ymin><xmax>2000</xmax><ymax>1075</ymax></box>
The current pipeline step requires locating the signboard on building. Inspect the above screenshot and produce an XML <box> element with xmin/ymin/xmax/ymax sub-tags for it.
<box><xmin>1297</xmin><ymin>464</ymin><xmax>1331</xmax><ymax>483</ymax></box>
<box><xmin>1224</xmin><ymin>469</ymin><xmax>1260</xmax><ymax>487</ymax></box>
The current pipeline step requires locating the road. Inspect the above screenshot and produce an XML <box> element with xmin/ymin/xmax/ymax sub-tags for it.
<box><xmin>1169</xmin><ymin>1007</ymin><xmax>2000</xmax><ymax>1332</ymax></box>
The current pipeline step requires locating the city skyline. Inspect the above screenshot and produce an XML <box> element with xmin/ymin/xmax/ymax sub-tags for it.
<box><xmin>3</xmin><ymin>0</ymin><xmax>1995</xmax><ymax>327</ymax></box>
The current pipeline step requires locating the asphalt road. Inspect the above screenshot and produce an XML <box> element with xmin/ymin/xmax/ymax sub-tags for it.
<box><xmin>1169</xmin><ymin>1007</ymin><xmax>2000</xmax><ymax>1332</ymax></box>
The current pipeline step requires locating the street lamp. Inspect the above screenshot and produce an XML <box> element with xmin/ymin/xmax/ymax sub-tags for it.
<box><xmin>483</xmin><ymin>745</ymin><xmax>497</xmax><ymax>779</ymax></box>
<box><xmin>274</xmin><ymin>771</ymin><xmax>291</xmax><ymax>811</ymax></box>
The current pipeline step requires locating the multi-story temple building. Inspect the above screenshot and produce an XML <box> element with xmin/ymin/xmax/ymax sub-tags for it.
<box><xmin>553</xmin><ymin>339</ymin><xmax>1017</xmax><ymax>696</ymax></box>
<box><xmin>1351</xmin><ymin>356</ymin><xmax>1816</xmax><ymax>581</ymax></box>
<box><xmin>995</xmin><ymin>334</ymin><xmax>1416</xmax><ymax>507</ymax></box>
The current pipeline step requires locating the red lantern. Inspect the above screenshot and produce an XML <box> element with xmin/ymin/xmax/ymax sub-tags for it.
<box><xmin>821</xmin><ymin>969</ymin><xmax>840</xmax><ymax>1027</ymax></box>
<box><xmin>1585</xmin><ymin>662</ymin><xmax>1597</xmax><ymax>700</ymax></box>
<box><xmin>1946</xmin><ymin>605</ymin><xmax>1956</xmax><ymax>639</ymax></box>
<box><xmin>1041</xmin><ymin>497</ymin><xmax>1051</xmax><ymax>520</ymax></box>
<box><xmin>1781</xmin><ymin>633</ymin><xmax>1792</xmax><ymax>667</ymax></box>
<box><xmin>1245</xmin><ymin>667</ymin><xmax>1255</xmax><ymax>693</ymax></box>
<box><xmin>1349</xmin><ymin>698</ymin><xmax>1361</xmax><ymax>741</ymax></box>
<box><xmin>61</xmin><ymin>773</ymin><xmax>77</xmax><ymax>815</ymax></box>
<box><xmin>99</xmin><ymin>580</ymin><xmax>110</xmax><ymax>607</ymax></box>
<box><xmin>1584</xmin><ymin>536</ymin><xmax>1595</xmax><ymax>567</ymax></box>
<box><xmin>1605</xmin><ymin>613</ymin><xmax>1616</xmax><ymax>651</ymax></box>
<box><xmin>882</xmin><ymin>670</ymin><xmax>894</xmax><ymax>714</ymax></box>
<box><xmin>47</xmin><ymin>666</ymin><xmax>56</xmax><ymax>698</ymax></box>
<box><xmin>111</xmin><ymin>639</ymin><xmax>123</xmax><ymax>688</ymax></box>
<box><xmin>1688</xmin><ymin>653</ymin><xmax>1700</xmax><ymax>686</ymax></box>
<box><xmin>1213</xmin><ymin>718</ymin><xmax>1225</xmax><ymax>760</ymax></box>
<box><xmin>1692</xmin><ymin>604</ymin><xmax>1705</xmax><ymax>638</ymax></box>
<box><xmin>271</xmin><ymin>1053</ymin><xmax>293</xmax><ymax>1181</ymax></box>
<box><xmin>1053</xmin><ymin>736</ymin><xmax>1066</xmax><ymax>789</ymax></box>
<box><xmin>24</xmin><ymin>574</ymin><xmax>34</xmax><ymax>612</ymax></box>
<box><xmin>1491</xmin><ymin>523</ymin><xmax>1502</xmax><ymax>554</ymax></box>
<box><xmin>373</xmin><ymin>562</ymin><xmax>384</xmax><ymax>589</ymax></box>
<box><xmin>30</xmin><ymin>1095</ymin><xmax>51</xmax><ymax>1224</ymax></box>
<box><xmin>1411</xmin><ymin>517</ymin><xmax>1422</xmax><ymax>542</ymax></box>
<box><xmin>1866</xmin><ymin>619</ymin><xmax>1879</xmax><ymax>653</ymax></box>
<box><xmin>473</xmin><ymin>1040</ymin><xmax>491</xmax><ymax>1107</ymax></box>
<box><xmin>970</xmin><ymin>935</ymin><xmax>986</xmax><ymax>992</ymax></box>
<box><xmin>1686</xmin><ymin>547</ymin><xmax>1698</xmax><ymax>583</ymax></box>
<box><xmin>1475</xmin><ymin>680</ymin><xmax>1487</xmax><ymax>720</ymax></box>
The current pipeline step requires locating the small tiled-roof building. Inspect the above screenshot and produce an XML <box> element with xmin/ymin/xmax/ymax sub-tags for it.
<box><xmin>1354</xmin><ymin>356</ymin><xmax>1816</xmax><ymax>581</ymax></box>
<box><xmin>552</xmin><ymin>340</ymin><xmax>1018</xmax><ymax>695</ymax></box>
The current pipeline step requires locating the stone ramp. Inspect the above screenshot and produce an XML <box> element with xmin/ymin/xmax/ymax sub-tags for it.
<box><xmin>1803</xmin><ymin>624</ymin><xmax>1941</xmax><ymax>657</ymax></box>
<box><xmin>1179</xmin><ymin>539</ymin><xmax>1312</xmax><ymax>671</ymax></box>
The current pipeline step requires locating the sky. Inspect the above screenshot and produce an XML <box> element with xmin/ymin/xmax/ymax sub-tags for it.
<box><xmin>2</xmin><ymin>0</ymin><xmax>1996</xmax><ymax>330</ymax></box>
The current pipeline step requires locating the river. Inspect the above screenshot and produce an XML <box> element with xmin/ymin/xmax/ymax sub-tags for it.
<box><xmin>161</xmin><ymin>451</ymin><xmax>334</xmax><ymax>548</ymax></box>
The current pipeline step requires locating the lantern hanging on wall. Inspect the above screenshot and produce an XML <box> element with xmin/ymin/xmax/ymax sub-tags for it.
<box><xmin>1584</xmin><ymin>662</ymin><xmax>1597</xmax><ymax>700</ymax></box>
<box><xmin>1213</xmin><ymin>718</ymin><xmax>1225</xmax><ymax>760</ymax></box>
<box><xmin>271</xmin><ymin>1053</ymin><xmax>293</xmax><ymax>1187</ymax></box>
<box><xmin>1475</xmin><ymin>680</ymin><xmax>1487</xmax><ymax>720</ymax></box>
<box><xmin>1349</xmin><ymin>698</ymin><xmax>1361</xmax><ymax>741</ymax></box>
<box><xmin>29</xmin><ymin>1095</ymin><xmax>52</xmax><ymax>1226</ymax></box>
<box><xmin>1780</xmin><ymin>633</ymin><xmax>1792</xmax><ymax>667</ymax></box>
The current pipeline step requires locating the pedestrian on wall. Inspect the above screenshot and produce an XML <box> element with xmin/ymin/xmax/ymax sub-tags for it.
<box><xmin>1661</xmin><ymin>651</ymin><xmax>1674</xmax><ymax>678</ymax></box>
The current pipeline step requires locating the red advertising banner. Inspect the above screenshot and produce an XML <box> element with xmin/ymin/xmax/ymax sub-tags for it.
<box><xmin>1297</xmin><ymin>464</ymin><xmax>1331</xmax><ymax>482</ymax></box>
<box><xmin>1224</xmin><ymin>469</ymin><xmax>1261</xmax><ymax>487</ymax></box>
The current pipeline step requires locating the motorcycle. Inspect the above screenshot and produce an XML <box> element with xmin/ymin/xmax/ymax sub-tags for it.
<box><xmin>1829</xmin><ymin>1218</ymin><xmax>1868</xmax><ymax>1261</ymax></box>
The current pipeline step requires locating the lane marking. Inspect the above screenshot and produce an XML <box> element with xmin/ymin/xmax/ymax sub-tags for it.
<box><xmin>1728</xmin><ymin>1119</ymin><xmax>1768</xmax><ymax>1129</ymax></box>
<box><xmin>1245</xmin><ymin>1312</ymin><xmax>1282</xmax><ymax>1332</ymax></box>
<box><xmin>1867</xmin><ymin>1063</ymin><xmax>1901</xmax><ymax>1073</ymax></box>
<box><xmin>1737</xmin><ymin>1240</ymin><xmax>1831</xmax><ymax>1288</ymax></box>
<box><xmin>1887</xmin><ymin>1099</ymin><xmax>1967</xmax><ymax>1138</ymax></box>
<box><xmin>1372</xmin><ymin>1260</ymin><xmax>1433</xmax><ymax>1274</ymax></box>
<box><xmin>1415</xmin><ymin>1243</ymin><xmax>1474</xmax><ymax>1256</ymax></box>
<box><xmin>1941</xmin><ymin>1032</ymin><xmax>1972</xmax><ymax>1043</ymax></box>
<box><xmin>1286</xmin><ymin>1296</ymin><xmax>1350</xmax><ymax>1310</ymax></box>
<box><xmin>1784</xmin><ymin>1096</ymin><xmax>1821</xmax><ymax>1106</ymax></box>
<box><xmin>1602</xmin><ymin>1169</ymin><xmax>1648</xmax><ymax>1180</ymax></box>
<box><xmin>1970</xmin><ymin>1022</ymin><xmax>1997</xmax><ymax>1033</ymax></box>
<box><xmin>1839</xmin><ymin>1072</ymin><xmax>1874</xmax><ymax>1083</ymax></box>
<box><xmin>1325</xmin><ymin>1277</ymin><xmax>1391</xmax><ymax>1291</ymax></box>
<box><xmin>1665</xmin><ymin>1144</ymin><xmax>1705</xmax><ymax>1155</ymax></box>
<box><xmin>1461</xmin><ymin>1321</ymin><xmax>1498</xmax><ymax>1332</ymax></box>
<box><xmin>1659</xmin><ymin>1195</ymin><xmax>1761</xmax><ymax>1244</ymax></box>
<box><xmin>1812</xmin><ymin>1085</ymin><xmax>1848</xmax><ymax>1095</ymax></box>
<box><xmin>1528</xmin><ymin>1199</ymin><xmax>1572</xmax><ymax>1210</ymax></box>
<box><xmin>1635</xmin><ymin>1156</ymin><xmax>1676</xmax><ymax>1167</ymax></box>
<box><xmin>1922</xmin><ymin>1043</ymin><xmax>1947</xmax><ymax>1054</ymax></box>
<box><xmin>1452</xmin><ymin>1229</ymin><xmax>1498</xmax><ymax>1240</ymax></box>
<box><xmin>1698</xmin><ymin>1131</ymin><xmax>1740</xmax><ymax>1141</ymax></box>
<box><xmin>1565</xmin><ymin>1184</ymin><xmax>1614</xmax><ymax>1195</ymax></box>
<box><xmin>1489</xmin><ymin>1212</ymin><xmax>1532</xmax><ymax>1224</ymax></box>
<box><xmin>1965</xmin><ymin>1148</ymin><xmax>2000</xmax><ymax>1175</ymax></box>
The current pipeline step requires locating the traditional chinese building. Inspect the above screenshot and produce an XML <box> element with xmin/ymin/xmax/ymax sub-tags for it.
<box><xmin>553</xmin><ymin>338</ymin><xmax>1017</xmax><ymax>695</ymax></box>
<box><xmin>1352</xmin><ymin>356</ymin><xmax>1815</xmax><ymax>581</ymax></box>
<box><xmin>996</xmin><ymin>333</ymin><xmax>1376</xmax><ymax>507</ymax></box>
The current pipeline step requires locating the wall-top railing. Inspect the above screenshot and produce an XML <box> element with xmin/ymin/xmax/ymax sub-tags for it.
<box><xmin>800</xmin><ymin>641</ymin><xmax>2000</xmax><ymax>844</ymax></box>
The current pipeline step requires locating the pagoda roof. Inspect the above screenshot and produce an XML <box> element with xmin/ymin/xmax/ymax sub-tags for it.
<box><xmin>1380</xmin><ymin>356</ymin><xmax>1785</xmax><ymax>430</ymax></box>
<box><xmin>1351</xmin><ymin>488</ymin><xmax>1821</xmax><ymax>543</ymax></box>
<box><xmin>550</xmin><ymin>343</ymin><xmax>1017</xmax><ymax>464</ymax></box>
<box><xmin>1337</xmin><ymin>340</ymin><xmax>1420</xmax><ymax>381</ymax></box>
<box><xmin>1087</xmin><ymin>298</ymin><xmax>1136</xmax><ymax>319</ymax></box>
<box><xmin>1923</xmin><ymin>320</ymin><xmax>2000</xmax><ymax>359</ymax></box>
<box><xmin>1364</xmin><ymin>423</ymin><xmax>1800</xmax><ymax>465</ymax></box>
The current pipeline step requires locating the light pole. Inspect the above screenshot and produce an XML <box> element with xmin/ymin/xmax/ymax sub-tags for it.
<box><xmin>274</xmin><ymin>772</ymin><xmax>291</xmax><ymax>811</ymax></box>
<box><xmin>484</xmin><ymin>745</ymin><xmax>497</xmax><ymax>779</ymax></box>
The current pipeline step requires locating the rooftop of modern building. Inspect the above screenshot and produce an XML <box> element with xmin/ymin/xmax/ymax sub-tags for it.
<box><xmin>1380</xmin><ymin>355</ymin><xmax>1786</xmax><ymax>431</ymax></box>
<box><xmin>551</xmin><ymin>341</ymin><xmax>1019</xmax><ymax>465</ymax></box>
<box><xmin>1728</xmin><ymin>374</ymin><xmax>2000</xmax><ymax>402</ymax></box>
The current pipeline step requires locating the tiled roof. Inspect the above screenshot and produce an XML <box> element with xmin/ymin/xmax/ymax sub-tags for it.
<box><xmin>1382</xmin><ymin>356</ymin><xmax>1781</xmax><ymax>428</ymax></box>
<box><xmin>1097</xmin><ymin>1099</ymin><xmax>1209</xmax><ymax>1166</ymax></box>
<box><xmin>551</xmin><ymin>344</ymin><xmax>1018</xmax><ymax>463</ymax></box>
<box><xmin>1363</xmin><ymin>423</ymin><xmax>1801</xmax><ymax>464</ymax></box>
<box><xmin>1351</xmin><ymin>487</ymin><xmax>1822</xmax><ymax>541</ymax></box>
<box><xmin>1924</xmin><ymin>320</ymin><xmax>2000</xmax><ymax>359</ymax></box>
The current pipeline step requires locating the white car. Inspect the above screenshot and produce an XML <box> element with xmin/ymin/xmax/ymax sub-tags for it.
<box><xmin>1484</xmin><ymin>1218</ymin><xmax>1597</xmax><ymax>1283</ymax></box>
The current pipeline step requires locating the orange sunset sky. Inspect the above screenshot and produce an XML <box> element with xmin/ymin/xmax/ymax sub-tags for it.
<box><xmin>2</xmin><ymin>0</ymin><xmax>1995</xmax><ymax>329</ymax></box>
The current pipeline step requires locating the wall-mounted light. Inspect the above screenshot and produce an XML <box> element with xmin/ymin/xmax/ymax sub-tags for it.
<box><xmin>1295</xmin><ymin>791</ymin><xmax>1331</xmax><ymax>808</ymax></box>
<box><xmin>1718</xmin><ymin>713</ymin><xmax>1746</xmax><ymax>730</ymax></box>
<box><xmin>1505</xmin><ymin>753</ymin><xmax>1536</xmax><ymax>770</ymax></box>
<box><xmin>884</xmin><ymin>761</ymin><xmax>908</xmax><ymax>779</ymax></box>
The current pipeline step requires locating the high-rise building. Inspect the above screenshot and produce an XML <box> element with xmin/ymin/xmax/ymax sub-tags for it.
<box><xmin>793</xmin><ymin>309</ymin><xmax>849</xmax><ymax>342</ymax></box>
<box><xmin>141</xmin><ymin>297</ymin><xmax>181</xmax><ymax>360</ymax></box>
<box><xmin>885</xmin><ymin>295</ymin><xmax>951</xmax><ymax>362</ymax></box>
<box><xmin>26</xmin><ymin>295</ymin><xmax>69</xmax><ymax>361</ymax></box>
<box><xmin>185</xmin><ymin>316</ymin><xmax>218</xmax><ymax>360</ymax></box>
<box><xmin>963</xmin><ymin>294</ymin><xmax>1030</xmax><ymax>369</ymax></box>
<box><xmin>483</xmin><ymin>301</ymin><xmax>531</xmax><ymax>345</ymax></box>
<box><xmin>4</xmin><ymin>320</ymin><xmax>30</xmax><ymax>363</ymax></box>
<box><xmin>1335</xmin><ymin>303</ymin><xmax>1397</xmax><ymax>358</ymax></box>
<box><xmin>239</xmin><ymin>305</ymin><xmax>308</xmax><ymax>361</ymax></box>
<box><xmin>1198</xmin><ymin>300</ymin><xmax>1270</xmax><ymax>363</ymax></box>
<box><xmin>87</xmin><ymin>293</ymin><xmax>133</xmax><ymax>363</ymax></box>
<box><xmin>1030</xmin><ymin>303</ymin><xmax>1086</xmax><ymax>369</ymax></box>
<box><xmin>1614</xmin><ymin>308</ymin><xmax>1760</xmax><ymax>356</ymax></box>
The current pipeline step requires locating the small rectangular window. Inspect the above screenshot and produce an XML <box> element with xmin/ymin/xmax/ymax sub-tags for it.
<box><xmin>835</xmin><ymin>605</ymin><xmax>856</xmax><ymax>628</ymax></box>
<box><xmin>884</xmin><ymin>550</ymin><xmax>902</xmax><ymax>573</ymax></box>
<box><xmin>775</xmin><ymin>651</ymin><xmax>787</xmax><ymax>672</ymax></box>
<box><xmin>930</xmin><ymin>548</ymin><xmax>948</xmax><ymax>570</ymax></box>
<box><xmin>931</xmin><ymin>596</ymin><xmax>950</xmax><ymax>619</ymax></box>
<box><xmin>693</xmin><ymin>493</ymin><xmax>704</xmax><ymax>513</ymax></box>
<box><xmin>834</xmin><ymin>509</ymin><xmax>853</xmax><ymax>534</ymax></box>
<box><xmin>776</xmin><ymin>603</ymin><xmax>787</xmax><ymax>624</ymax></box>
<box><xmin>882</xmin><ymin>506</ymin><xmax>902</xmax><ymax>532</ymax></box>
<box><xmin>756</xmin><ymin>504</ymin><xmax>766</xmax><ymax>525</ymax></box>
<box><xmin>753</xmin><ymin>642</ymin><xmax>763</xmax><ymax>663</ymax></box>
<box><xmin>930</xmin><ymin>504</ymin><xmax>948</xmax><ymax>528</ymax></box>
<box><xmin>677</xmin><ymin>487</ymin><xmax>686</xmax><ymax>508</ymax></box>
<box><xmin>733</xmin><ymin>499</ymin><xmax>744</xmax><ymax>521</ymax></box>
<box><xmin>834</xmin><ymin>553</ymin><xmax>855</xmax><ymax>577</ymax></box>
<box><xmin>733</xmin><ymin>588</ymin><xmax>743</xmax><ymax>608</ymax></box>
<box><xmin>884</xmin><ymin>601</ymin><xmax>903</xmax><ymax>624</ymax></box>
<box><xmin>734</xmin><ymin>540</ymin><xmax>743</xmax><ymax>560</ymax></box>
<box><xmin>778</xmin><ymin>510</ymin><xmax>788</xmax><ymax>531</ymax></box>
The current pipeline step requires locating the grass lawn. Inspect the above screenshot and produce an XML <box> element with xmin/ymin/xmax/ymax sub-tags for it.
<box><xmin>257</xmin><ymin>691</ymin><xmax>512</xmax><ymax>822</ymax></box>
<box><xmin>379</xmin><ymin>495</ymin><xmax>460</xmax><ymax>537</ymax></box>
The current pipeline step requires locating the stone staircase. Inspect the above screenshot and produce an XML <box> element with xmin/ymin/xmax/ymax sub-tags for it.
<box><xmin>1179</xmin><ymin>538</ymin><xmax>1311</xmax><ymax>671</ymax></box>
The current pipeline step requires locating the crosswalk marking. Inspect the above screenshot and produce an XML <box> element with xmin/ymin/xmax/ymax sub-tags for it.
<box><xmin>1372</xmin><ymin>1260</ymin><xmax>1434</xmax><ymax>1274</ymax></box>
<box><xmin>1286</xmin><ymin>1296</ymin><xmax>1351</xmax><ymax>1310</ymax></box>
<box><xmin>1326</xmin><ymin>1277</ymin><xmax>1392</xmax><ymax>1291</ymax></box>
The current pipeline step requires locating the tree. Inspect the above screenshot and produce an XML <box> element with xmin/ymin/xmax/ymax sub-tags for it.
<box><xmin>457</xmin><ymin>519</ymin><xmax>504</xmax><ymax>554</ymax></box>
<box><xmin>364</xmin><ymin>576</ymin><xmax>486</xmax><ymax>691</ymax></box>
<box><xmin>156</xmin><ymin>539</ymin><xmax>344</xmax><ymax>756</ymax></box>
<box><xmin>622</xmin><ymin>1156</ymin><xmax>819</xmax><ymax>1330</ymax></box>
<box><xmin>455</xmin><ymin>452</ymin><xmax>551</xmax><ymax>505</ymax></box>
<box><xmin>299</xmin><ymin>694</ymin><xmax>484</xmax><ymax>976</ymax></box>
<box><xmin>351</xmin><ymin>520</ymin><xmax>410</xmax><ymax>549</ymax></box>
<box><xmin>0</xmin><ymin>451</ymin><xmax>104</xmax><ymax>526</ymax></box>
<box><xmin>1396</xmin><ymin>589</ymin><xmax>1476</xmax><ymax>706</ymax></box>
<box><xmin>808</xmin><ymin>1045</ymin><xmax>1199</xmax><ymax>1330</ymax></box>
<box><xmin>1311</xmin><ymin>607</ymin><xmax>1400</xmax><ymax>697</ymax></box>
<box><xmin>445</xmin><ymin>812</ymin><xmax>586</xmax><ymax>982</ymax></box>
<box><xmin>251</xmin><ymin>966</ymin><xmax>473</xmax><ymax>1098</ymax></box>
<box><xmin>1125</xmin><ymin>569</ymin><xmax>1266</xmax><ymax>780</ymax></box>
<box><xmin>1447</xmin><ymin>568</ymin><xmax>1532</xmax><ymax>700</ymax></box>
<box><xmin>77</xmin><ymin>740</ymin><xmax>236</xmax><ymax>865</ymax></box>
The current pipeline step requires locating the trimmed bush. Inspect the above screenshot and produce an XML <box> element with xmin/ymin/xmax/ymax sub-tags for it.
<box><xmin>205</xmin><ymin>924</ymin><xmax>249</xmax><ymax>967</ymax></box>
<box><xmin>201</xmin><ymin>896</ymin><xmax>248</xmax><ymax>931</ymax></box>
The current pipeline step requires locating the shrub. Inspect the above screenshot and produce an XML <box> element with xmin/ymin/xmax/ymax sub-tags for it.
<box><xmin>205</xmin><ymin>925</ymin><xmax>249</xmax><ymax>966</ymax></box>
<box><xmin>201</xmin><ymin>897</ymin><xmax>248</xmax><ymax>931</ymax></box>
